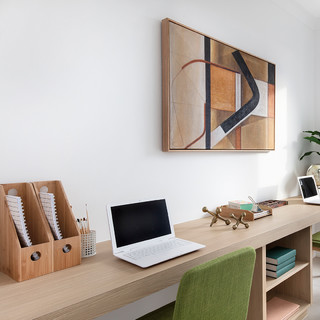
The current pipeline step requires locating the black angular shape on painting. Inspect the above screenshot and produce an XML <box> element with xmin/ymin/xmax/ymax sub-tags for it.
<box><xmin>220</xmin><ymin>51</ymin><xmax>260</xmax><ymax>134</ymax></box>
<box><xmin>204</xmin><ymin>36</ymin><xmax>211</xmax><ymax>150</ymax></box>
<box><xmin>268</xmin><ymin>63</ymin><xmax>275</xmax><ymax>85</ymax></box>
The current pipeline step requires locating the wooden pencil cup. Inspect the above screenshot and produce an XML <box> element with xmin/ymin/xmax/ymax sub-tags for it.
<box><xmin>33</xmin><ymin>180</ymin><xmax>81</xmax><ymax>272</ymax></box>
<box><xmin>0</xmin><ymin>183</ymin><xmax>54</xmax><ymax>281</ymax></box>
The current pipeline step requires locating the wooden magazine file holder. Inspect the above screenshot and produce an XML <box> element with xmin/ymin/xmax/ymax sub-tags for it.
<box><xmin>32</xmin><ymin>180</ymin><xmax>81</xmax><ymax>272</ymax></box>
<box><xmin>0</xmin><ymin>183</ymin><xmax>54</xmax><ymax>281</ymax></box>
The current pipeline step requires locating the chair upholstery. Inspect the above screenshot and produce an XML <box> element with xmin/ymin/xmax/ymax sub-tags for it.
<box><xmin>312</xmin><ymin>232</ymin><xmax>320</xmax><ymax>251</ymax></box>
<box><xmin>137</xmin><ymin>247</ymin><xmax>256</xmax><ymax>320</ymax></box>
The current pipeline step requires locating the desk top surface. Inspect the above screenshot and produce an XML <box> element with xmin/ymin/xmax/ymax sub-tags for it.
<box><xmin>1</xmin><ymin>199</ymin><xmax>320</xmax><ymax>320</ymax></box>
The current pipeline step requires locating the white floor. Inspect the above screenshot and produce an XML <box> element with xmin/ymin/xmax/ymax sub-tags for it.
<box><xmin>307</xmin><ymin>257</ymin><xmax>320</xmax><ymax>319</ymax></box>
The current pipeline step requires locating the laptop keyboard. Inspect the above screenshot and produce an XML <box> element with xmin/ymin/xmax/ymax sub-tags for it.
<box><xmin>124</xmin><ymin>239</ymin><xmax>189</xmax><ymax>260</ymax></box>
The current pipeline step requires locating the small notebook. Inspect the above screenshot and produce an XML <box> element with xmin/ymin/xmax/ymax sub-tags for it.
<box><xmin>267</xmin><ymin>297</ymin><xmax>299</xmax><ymax>320</ymax></box>
<box><xmin>39</xmin><ymin>192</ymin><xmax>63</xmax><ymax>240</ymax></box>
<box><xmin>6</xmin><ymin>195</ymin><xmax>32</xmax><ymax>247</ymax></box>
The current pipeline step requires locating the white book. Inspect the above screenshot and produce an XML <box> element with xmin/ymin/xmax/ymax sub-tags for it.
<box><xmin>253</xmin><ymin>210</ymin><xmax>272</xmax><ymax>219</ymax></box>
<box><xmin>39</xmin><ymin>192</ymin><xmax>63</xmax><ymax>240</ymax></box>
<box><xmin>6</xmin><ymin>195</ymin><xmax>32</xmax><ymax>247</ymax></box>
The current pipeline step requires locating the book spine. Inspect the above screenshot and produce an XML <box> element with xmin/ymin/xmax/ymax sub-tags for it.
<box><xmin>266</xmin><ymin>261</ymin><xmax>295</xmax><ymax>278</ymax></box>
<box><xmin>253</xmin><ymin>210</ymin><xmax>271</xmax><ymax>219</ymax></box>
<box><xmin>266</xmin><ymin>249</ymin><xmax>296</xmax><ymax>265</ymax></box>
<box><xmin>228</xmin><ymin>201</ymin><xmax>253</xmax><ymax>211</ymax></box>
<box><xmin>266</xmin><ymin>256</ymin><xmax>296</xmax><ymax>271</ymax></box>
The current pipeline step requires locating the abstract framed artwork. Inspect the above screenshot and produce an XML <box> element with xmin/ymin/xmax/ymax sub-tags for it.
<box><xmin>162</xmin><ymin>18</ymin><xmax>275</xmax><ymax>151</ymax></box>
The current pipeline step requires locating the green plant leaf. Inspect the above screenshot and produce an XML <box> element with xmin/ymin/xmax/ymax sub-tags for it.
<box><xmin>300</xmin><ymin>151</ymin><xmax>320</xmax><ymax>160</ymax></box>
<box><xmin>300</xmin><ymin>151</ymin><xmax>313</xmax><ymax>160</ymax></box>
<box><xmin>303</xmin><ymin>130</ymin><xmax>320</xmax><ymax>137</ymax></box>
<box><xmin>304</xmin><ymin>136</ymin><xmax>320</xmax><ymax>144</ymax></box>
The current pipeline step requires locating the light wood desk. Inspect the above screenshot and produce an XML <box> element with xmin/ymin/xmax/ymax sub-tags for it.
<box><xmin>1</xmin><ymin>199</ymin><xmax>320</xmax><ymax>320</ymax></box>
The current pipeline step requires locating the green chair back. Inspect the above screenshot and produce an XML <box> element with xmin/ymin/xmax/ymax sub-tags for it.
<box><xmin>137</xmin><ymin>247</ymin><xmax>256</xmax><ymax>320</ymax></box>
<box><xmin>312</xmin><ymin>231</ymin><xmax>320</xmax><ymax>249</ymax></box>
<box><xmin>173</xmin><ymin>247</ymin><xmax>256</xmax><ymax>320</ymax></box>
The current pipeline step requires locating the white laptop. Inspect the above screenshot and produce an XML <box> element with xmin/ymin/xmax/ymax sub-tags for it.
<box><xmin>298</xmin><ymin>175</ymin><xmax>320</xmax><ymax>204</ymax></box>
<box><xmin>106</xmin><ymin>199</ymin><xmax>205</xmax><ymax>268</ymax></box>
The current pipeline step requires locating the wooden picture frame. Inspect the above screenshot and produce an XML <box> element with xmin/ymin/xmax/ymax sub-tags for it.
<box><xmin>162</xmin><ymin>18</ymin><xmax>275</xmax><ymax>151</ymax></box>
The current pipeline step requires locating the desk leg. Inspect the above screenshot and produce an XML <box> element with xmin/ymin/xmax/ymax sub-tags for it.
<box><xmin>247</xmin><ymin>246</ymin><xmax>266</xmax><ymax>320</ymax></box>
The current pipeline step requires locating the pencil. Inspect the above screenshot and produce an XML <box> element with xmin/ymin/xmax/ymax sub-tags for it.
<box><xmin>77</xmin><ymin>218</ymin><xmax>82</xmax><ymax>234</ymax></box>
<box><xmin>84</xmin><ymin>218</ymin><xmax>89</xmax><ymax>234</ymax></box>
<box><xmin>80</xmin><ymin>218</ymin><xmax>85</xmax><ymax>234</ymax></box>
<box><xmin>85</xmin><ymin>204</ymin><xmax>90</xmax><ymax>232</ymax></box>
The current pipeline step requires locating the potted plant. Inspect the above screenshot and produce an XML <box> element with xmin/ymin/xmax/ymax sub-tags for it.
<box><xmin>300</xmin><ymin>130</ymin><xmax>320</xmax><ymax>160</ymax></box>
<box><xmin>300</xmin><ymin>130</ymin><xmax>320</xmax><ymax>186</ymax></box>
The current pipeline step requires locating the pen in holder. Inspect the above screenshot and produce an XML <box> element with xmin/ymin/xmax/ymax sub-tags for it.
<box><xmin>78</xmin><ymin>204</ymin><xmax>96</xmax><ymax>258</ymax></box>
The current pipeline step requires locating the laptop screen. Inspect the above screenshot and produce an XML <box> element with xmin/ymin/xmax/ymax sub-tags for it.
<box><xmin>299</xmin><ymin>176</ymin><xmax>318</xmax><ymax>198</ymax></box>
<box><xmin>110</xmin><ymin>199</ymin><xmax>172</xmax><ymax>248</ymax></box>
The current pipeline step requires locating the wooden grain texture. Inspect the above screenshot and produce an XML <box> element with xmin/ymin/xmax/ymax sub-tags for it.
<box><xmin>0</xmin><ymin>183</ymin><xmax>54</xmax><ymax>282</ymax></box>
<box><xmin>0</xmin><ymin>185</ymin><xmax>21</xmax><ymax>280</ymax></box>
<box><xmin>0</xmin><ymin>201</ymin><xmax>319</xmax><ymax>319</ymax></box>
<box><xmin>32</xmin><ymin>181</ymin><xmax>81</xmax><ymax>271</ymax></box>
<box><xmin>162</xmin><ymin>18</ymin><xmax>170</xmax><ymax>151</ymax></box>
<box><xmin>247</xmin><ymin>246</ymin><xmax>266</xmax><ymax>320</ymax></box>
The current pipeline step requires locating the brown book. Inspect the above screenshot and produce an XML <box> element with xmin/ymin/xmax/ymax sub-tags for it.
<box><xmin>267</xmin><ymin>297</ymin><xmax>299</xmax><ymax>320</ymax></box>
<box><xmin>258</xmin><ymin>200</ymin><xmax>288</xmax><ymax>208</ymax></box>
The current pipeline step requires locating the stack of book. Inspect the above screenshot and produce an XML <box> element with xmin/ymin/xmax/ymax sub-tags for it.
<box><xmin>266</xmin><ymin>246</ymin><xmax>296</xmax><ymax>278</ymax></box>
<box><xmin>228</xmin><ymin>200</ymin><xmax>254</xmax><ymax>211</ymax></box>
<box><xmin>228</xmin><ymin>200</ymin><xmax>271</xmax><ymax>219</ymax></box>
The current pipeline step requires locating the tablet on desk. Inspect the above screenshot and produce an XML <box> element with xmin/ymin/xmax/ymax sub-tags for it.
<box><xmin>106</xmin><ymin>199</ymin><xmax>205</xmax><ymax>268</ymax></box>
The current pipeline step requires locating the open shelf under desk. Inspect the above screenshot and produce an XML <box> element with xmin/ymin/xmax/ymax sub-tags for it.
<box><xmin>266</xmin><ymin>261</ymin><xmax>309</xmax><ymax>292</ymax></box>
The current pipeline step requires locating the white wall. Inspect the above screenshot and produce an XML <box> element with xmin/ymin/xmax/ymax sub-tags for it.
<box><xmin>0</xmin><ymin>0</ymin><xmax>316</xmax><ymax>318</ymax></box>
<box><xmin>0</xmin><ymin>0</ymin><xmax>315</xmax><ymax>242</ymax></box>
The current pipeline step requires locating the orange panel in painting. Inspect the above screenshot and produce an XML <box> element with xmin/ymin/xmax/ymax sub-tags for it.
<box><xmin>210</xmin><ymin>39</ymin><xmax>241</xmax><ymax>73</ymax></box>
<box><xmin>211</xmin><ymin>65</ymin><xmax>236</xmax><ymax>112</ymax></box>
<box><xmin>267</xmin><ymin>117</ymin><xmax>275</xmax><ymax>149</ymax></box>
<box><xmin>241</xmin><ymin>52</ymin><xmax>268</xmax><ymax>83</ymax></box>
<box><xmin>211</xmin><ymin>109</ymin><xmax>234</xmax><ymax>131</ymax></box>
<box><xmin>211</xmin><ymin>109</ymin><xmax>236</xmax><ymax>149</ymax></box>
<box><xmin>268</xmin><ymin>84</ymin><xmax>275</xmax><ymax>118</ymax></box>
<box><xmin>235</xmin><ymin>127</ymin><xmax>241</xmax><ymax>150</ymax></box>
<box><xmin>240</xmin><ymin>117</ymin><xmax>274</xmax><ymax>150</ymax></box>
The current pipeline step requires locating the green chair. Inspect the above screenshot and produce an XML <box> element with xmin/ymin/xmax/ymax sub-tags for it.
<box><xmin>312</xmin><ymin>232</ymin><xmax>320</xmax><ymax>252</ymax></box>
<box><xmin>137</xmin><ymin>247</ymin><xmax>256</xmax><ymax>320</ymax></box>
